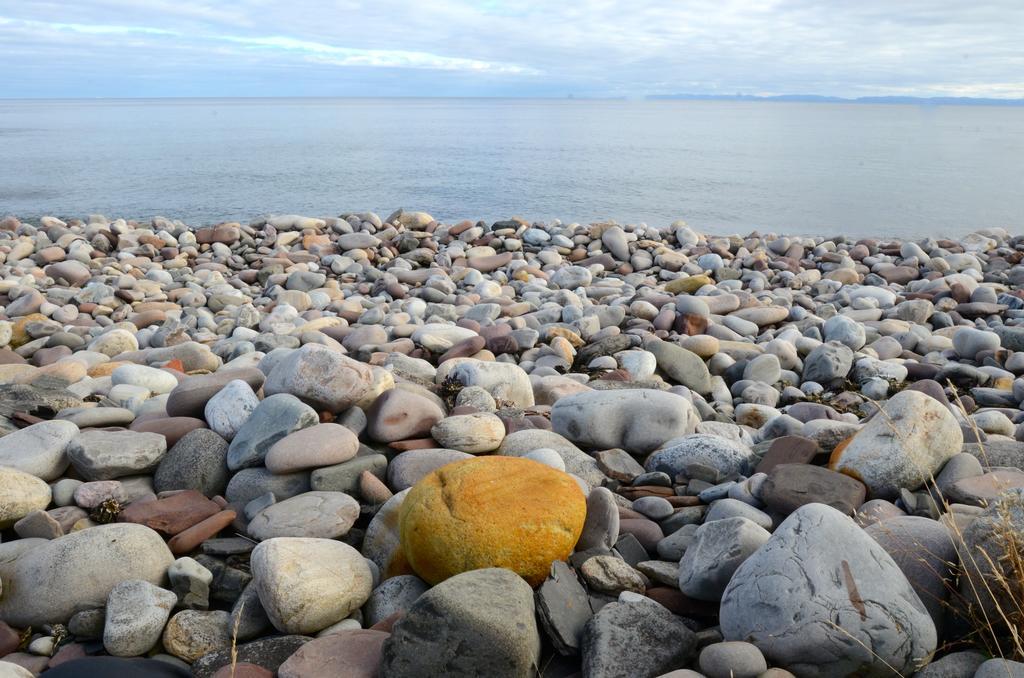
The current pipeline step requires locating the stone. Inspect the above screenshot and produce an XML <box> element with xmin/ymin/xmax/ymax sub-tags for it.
<box><xmin>162</xmin><ymin>610</ymin><xmax>232</xmax><ymax>663</ymax></box>
<box><xmin>251</xmin><ymin>537</ymin><xmax>373</xmax><ymax>634</ymax></box>
<box><xmin>310</xmin><ymin>454</ymin><xmax>386</xmax><ymax>495</ymax></box>
<box><xmin>0</xmin><ymin>466</ymin><xmax>51</xmax><ymax>527</ymax></box>
<box><xmin>802</xmin><ymin>342</ymin><xmax>854</xmax><ymax>386</ymax></box>
<box><xmin>595</xmin><ymin>448</ymin><xmax>646</xmax><ymax>482</ymax></box>
<box><xmin>678</xmin><ymin>517</ymin><xmax>771</xmax><ymax>601</ymax></box>
<box><xmin>387</xmin><ymin>449</ymin><xmax>473</xmax><ymax>491</ymax></box>
<box><xmin>380</xmin><ymin>568</ymin><xmax>541</xmax><ymax>678</ymax></box>
<box><xmin>203</xmin><ymin>379</ymin><xmax>259</xmax><ymax>441</ymax></box>
<box><xmin>168</xmin><ymin>556</ymin><xmax>213</xmax><ymax>609</ymax></box>
<box><xmin>551</xmin><ymin>389</ymin><xmax>698</xmax><ymax>456</ymax></box>
<box><xmin>430</xmin><ymin>412</ymin><xmax>505</xmax><ymax>453</ymax></box>
<box><xmin>959</xmin><ymin>488</ymin><xmax>1024</xmax><ymax>625</ymax></box>
<box><xmin>364</xmin><ymin>575</ymin><xmax>429</xmax><ymax>627</ymax></box>
<box><xmin>0</xmin><ymin>523</ymin><xmax>174</xmax><ymax>626</ymax></box>
<box><xmin>647</xmin><ymin>339</ymin><xmax>712</xmax><ymax>394</ymax></box>
<box><xmin>698</xmin><ymin>641</ymin><xmax>768</xmax><ymax>678</ymax></box>
<box><xmin>536</xmin><ymin>560</ymin><xmax>593</xmax><ymax>655</ymax></box>
<box><xmin>581</xmin><ymin>600</ymin><xmax>697</xmax><ymax>678</ymax></box>
<box><xmin>399</xmin><ymin>456</ymin><xmax>586</xmax><ymax>586</ymax></box>
<box><xmin>580</xmin><ymin>555</ymin><xmax>645</xmax><ymax>595</ymax></box>
<box><xmin>111</xmin><ymin>364</ymin><xmax>178</xmax><ymax>394</ymax></box>
<box><xmin>865</xmin><ymin>516</ymin><xmax>956</xmax><ymax>632</ymax></box>
<box><xmin>366</xmin><ymin>388</ymin><xmax>444</xmax><ymax>443</ymax></box>
<box><xmin>263</xmin><ymin>344</ymin><xmax>375</xmax><ymax>411</ymax></box>
<box><xmin>154</xmin><ymin>429</ymin><xmax>230</xmax><ymax>497</ymax></box>
<box><xmin>227</xmin><ymin>394</ymin><xmax>319</xmax><ymax>471</ymax></box>
<box><xmin>831</xmin><ymin>390</ymin><xmax>963</xmax><ymax>499</ymax></box>
<box><xmin>66</xmin><ymin>429</ymin><xmax>167</xmax><ymax>481</ymax></box>
<box><xmin>277</xmin><ymin>630</ymin><xmax>388</xmax><ymax>678</ymax></box>
<box><xmin>190</xmin><ymin>636</ymin><xmax>311</xmax><ymax>678</ymax></box>
<box><xmin>103</xmin><ymin>580</ymin><xmax>177</xmax><ymax>657</ymax></box>
<box><xmin>576</xmin><ymin>487</ymin><xmax>620</xmax><ymax>552</ymax></box>
<box><xmin>720</xmin><ymin>503</ymin><xmax>937</xmax><ymax>677</ymax></box>
<box><xmin>645</xmin><ymin>434</ymin><xmax>755</xmax><ymax>480</ymax></box>
<box><xmin>118</xmin><ymin>489</ymin><xmax>221</xmax><ymax>535</ymax></box>
<box><xmin>914</xmin><ymin>651</ymin><xmax>986</xmax><ymax>678</ymax></box>
<box><xmin>761</xmin><ymin>463</ymin><xmax>867</xmax><ymax>516</ymax></box>
<box><xmin>0</xmin><ymin>419</ymin><xmax>77</xmax><ymax>480</ymax></box>
<box><xmin>166</xmin><ymin>368</ymin><xmax>266</xmax><ymax>419</ymax></box>
<box><xmin>440</xmin><ymin>358</ymin><xmax>533</xmax><ymax>408</ymax></box>
<box><xmin>264</xmin><ymin>423</ymin><xmax>359</xmax><ymax>474</ymax></box>
<box><xmin>247</xmin><ymin>491</ymin><xmax>360</xmax><ymax>540</ymax></box>
<box><xmin>497</xmin><ymin>429</ymin><xmax>606</xmax><ymax>488</ymax></box>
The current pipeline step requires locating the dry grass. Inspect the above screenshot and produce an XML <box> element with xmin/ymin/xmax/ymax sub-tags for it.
<box><xmin>840</xmin><ymin>383</ymin><xmax>1024</xmax><ymax>674</ymax></box>
<box><xmin>229</xmin><ymin>600</ymin><xmax>243</xmax><ymax>678</ymax></box>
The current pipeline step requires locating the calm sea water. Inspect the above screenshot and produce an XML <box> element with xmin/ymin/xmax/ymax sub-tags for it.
<box><xmin>0</xmin><ymin>98</ymin><xmax>1022</xmax><ymax>239</ymax></box>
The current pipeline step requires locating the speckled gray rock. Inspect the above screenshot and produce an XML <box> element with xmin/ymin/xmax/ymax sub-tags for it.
<box><xmin>959</xmin><ymin>488</ymin><xmax>1024</xmax><ymax>626</ymax></box>
<box><xmin>646</xmin><ymin>339</ymin><xmax>712</xmax><ymax>394</ymax></box>
<box><xmin>699</xmin><ymin>641</ymin><xmax>768</xmax><ymax>678</ymax></box>
<box><xmin>0</xmin><ymin>523</ymin><xmax>174</xmax><ymax>627</ymax></box>
<box><xmin>802</xmin><ymin>342</ymin><xmax>854</xmax><ymax>386</ymax></box>
<box><xmin>913</xmin><ymin>650</ymin><xmax>986</xmax><ymax>678</ymax></box>
<box><xmin>103</xmin><ymin>580</ymin><xmax>177</xmax><ymax>657</ymax></box>
<box><xmin>246</xmin><ymin>491</ymin><xmax>360</xmax><ymax>540</ymax></box>
<box><xmin>363</xmin><ymin>575</ymin><xmax>430</xmax><ymax>627</ymax></box>
<box><xmin>153</xmin><ymin>428</ymin><xmax>230</xmax><ymax>497</ymax></box>
<box><xmin>66</xmin><ymin>429</ymin><xmax>167</xmax><ymax>481</ymax></box>
<box><xmin>380</xmin><ymin>568</ymin><xmax>541</xmax><ymax>677</ymax></box>
<box><xmin>225</xmin><ymin>467</ymin><xmax>311</xmax><ymax>505</ymax></box>
<box><xmin>582</xmin><ymin>599</ymin><xmax>697</xmax><ymax>678</ymax></box>
<box><xmin>226</xmin><ymin>393</ymin><xmax>319</xmax><ymax>471</ymax></box>
<box><xmin>645</xmin><ymin>434</ymin><xmax>755</xmax><ymax>480</ymax></box>
<box><xmin>0</xmin><ymin>419</ymin><xmax>77</xmax><ymax>481</ymax></box>
<box><xmin>552</xmin><ymin>389</ymin><xmax>698</xmax><ymax>456</ymax></box>
<box><xmin>720</xmin><ymin>503</ymin><xmax>936</xmax><ymax>677</ymax></box>
<box><xmin>263</xmin><ymin>344</ymin><xmax>375</xmax><ymax>411</ymax></box>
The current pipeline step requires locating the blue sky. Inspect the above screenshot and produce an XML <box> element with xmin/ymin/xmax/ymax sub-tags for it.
<box><xmin>2</xmin><ymin>1</ymin><xmax>1023</xmax><ymax>98</ymax></box>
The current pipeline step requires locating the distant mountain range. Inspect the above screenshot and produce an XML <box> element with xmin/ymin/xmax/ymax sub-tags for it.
<box><xmin>646</xmin><ymin>93</ymin><xmax>1024</xmax><ymax>106</ymax></box>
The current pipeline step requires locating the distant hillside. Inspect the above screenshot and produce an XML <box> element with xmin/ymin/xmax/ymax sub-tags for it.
<box><xmin>646</xmin><ymin>93</ymin><xmax>1024</xmax><ymax>106</ymax></box>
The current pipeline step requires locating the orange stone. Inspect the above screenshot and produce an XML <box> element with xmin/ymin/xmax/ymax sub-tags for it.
<box><xmin>398</xmin><ymin>456</ymin><xmax>586</xmax><ymax>587</ymax></box>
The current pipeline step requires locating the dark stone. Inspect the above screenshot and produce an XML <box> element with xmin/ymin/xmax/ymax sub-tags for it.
<box><xmin>153</xmin><ymin>428</ymin><xmax>230</xmax><ymax>497</ymax></box>
<box><xmin>191</xmin><ymin>635</ymin><xmax>312</xmax><ymax>678</ymax></box>
<box><xmin>581</xmin><ymin>600</ymin><xmax>697</xmax><ymax>678</ymax></box>
<box><xmin>536</xmin><ymin>560</ymin><xmax>594</xmax><ymax>655</ymax></box>
<box><xmin>761</xmin><ymin>463</ymin><xmax>867</xmax><ymax>516</ymax></box>
<box><xmin>755</xmin><ymin>435</ymin><xmax>820</xmax><ymax>474</ymax></box>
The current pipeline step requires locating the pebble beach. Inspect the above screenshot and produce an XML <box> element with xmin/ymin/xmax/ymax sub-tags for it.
<box><xmin>0</xmin><ymin>209</ymin><xmax>1021</xmax><ymax>677</ymax></box>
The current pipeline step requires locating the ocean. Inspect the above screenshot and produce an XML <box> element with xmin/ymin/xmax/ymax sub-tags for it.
<box><xmin>0</xmin><ymin>97</ymin><xmax>1022</xmax><ymax>239</ymax></box>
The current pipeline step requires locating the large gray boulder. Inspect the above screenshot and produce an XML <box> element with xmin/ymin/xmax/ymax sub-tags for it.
<box><xmin>380</xmin><ymin>568</ymin><xmax>541</xmax><ymax>677</ymax></box>
<box><xmin>551</xmin><ymin>389</ymin><xmax>698</xmax><ymax>456</ymax></box>
<box><xmin>720</xmin><ymin>503</ymin><xmax>936</xmax><ymax>677</ymax></box>
<box><xmin>0</xmin><ymin>523</ymin><xmax>174</xmax><ymax>626</ymax></box>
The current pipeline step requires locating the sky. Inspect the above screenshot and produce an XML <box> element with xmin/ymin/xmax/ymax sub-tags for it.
<box><xmin>2</xmin><ymin>1</ymin><xmax>1024</xmax><ymax>99</ymax></box>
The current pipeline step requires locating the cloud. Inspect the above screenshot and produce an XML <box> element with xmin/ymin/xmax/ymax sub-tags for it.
<box><xmin>0</xmin><ymin>1</ymin><xmax>1022</xmax><ymax>97</ymax></box>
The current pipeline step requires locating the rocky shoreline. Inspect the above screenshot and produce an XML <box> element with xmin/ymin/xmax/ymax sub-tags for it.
<box><xmin>0</xmin><ymin>210</ymin><xmax>1021</xmax><ymax>677</ymax></box>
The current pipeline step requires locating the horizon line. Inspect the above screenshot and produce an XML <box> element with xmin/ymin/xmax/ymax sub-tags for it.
<box><xmin>2</xmin><ymin>93</ymin><xmax>1024</xmax><ymax>105</ymax></box>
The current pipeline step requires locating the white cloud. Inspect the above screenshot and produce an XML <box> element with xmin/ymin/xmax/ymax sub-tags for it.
<box><xmin>1</xmin><ymin>1</ymin><xmax>1023</xmax><ymax>97</ymax></box>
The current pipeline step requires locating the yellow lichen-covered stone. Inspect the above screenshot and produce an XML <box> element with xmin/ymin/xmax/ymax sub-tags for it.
<box><xmin>399</xmin><ymin>456</ymin><xmax>586</xmax><ymax>587</ymax></box>
<box><xmin>10</xmin><ymin>313</ymin><xmax>47</xmax><ymax>348</ymax></box>
<box><xmin>665</xmin><ymin>274</ymin><xmax>713</xmax><ymax>294</ymax></box>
